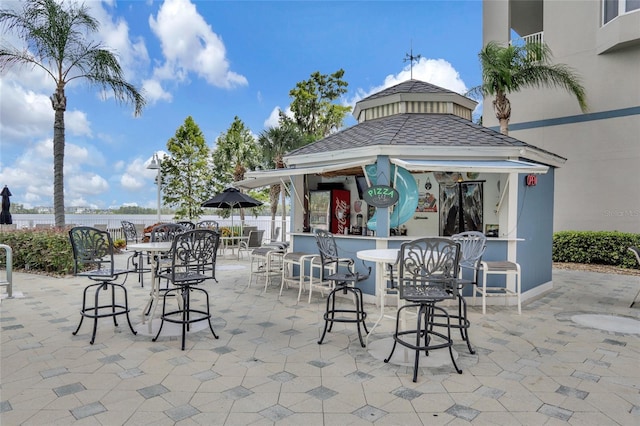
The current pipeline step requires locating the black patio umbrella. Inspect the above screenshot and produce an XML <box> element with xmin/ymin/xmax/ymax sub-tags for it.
<box><xmin>202</xmin><ymin>187</ymin><xmax>262</xmax><ymax>233</ymax></box>
<box><xmin>0</xmin><ymin>186</ymin><xmax>12</xmax><ymax>225</ymax></box>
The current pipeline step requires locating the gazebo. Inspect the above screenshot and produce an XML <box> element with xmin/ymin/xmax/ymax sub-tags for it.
<box><xmin>238</xmin><ymin>79</ymin><xmax>564</xmax><ymax>303</ymax></box>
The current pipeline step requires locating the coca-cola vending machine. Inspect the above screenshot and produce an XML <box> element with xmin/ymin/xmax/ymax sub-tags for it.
<box><xmin>309</xmin><ymin>189</ymin><xmax>350</xmax><ymax>235</ymax></box>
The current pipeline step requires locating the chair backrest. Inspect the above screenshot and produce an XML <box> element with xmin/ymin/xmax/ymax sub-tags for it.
<box><xmin>314</xmin><ymin>229</ymin><xmax>371</xmax><ymax>282</ymax></box>
<box><xmin>121</xmin><ymin>220</ymin><xmax>138</xmax><ymax>243</ymax></box>
<box><xmin>247</xmin><ymin>230</ymin><xmax>265</xmax><ymax>248</ymax></box>
<box><xmin>451</xmin><ymin>231</ymin><xmax>487</xmax><ymax>270</ymax></box>
<box><xmin>68</xmin><ymin>226</ymin><xmax>115</xmax><ymax>276</ymax></box>
<box><xmin>629</xmin><ymin>246</ymin><xmax>640</xmax><ymax>266</ymax></box>
<box><xmin>241</xmin><ymin>226</ymin><xmax>258</xmax><ymax>237</ymax></box>
<box><xmin>176</xmin><ymin>221</ymin><xmax>196</xmax><ymax>230</ymax></box>
<box><xmin>196</xmin><ymin>220</ymin><xmax>219</xmax><ymax>230</ymax></box>
<box><xmin>397</xmin><ymin>237</ymin><xmax>461</xmax><ymax>300</ymax></box>
<box><xmin>167</xmin><ymin>229</ymin><xmax>220</xmax><ymax>283</ymax></box>
<box><xmin>272</xmin><ymin>227</ymin><xmax>280</xmax><ymax>241</ymax></box>
<box><xmin>314</xmin><ymin>229</ymin><xmax>340</xmax><ymax>269</ymax></box>
<box><xmin>151</xmin><ymin>223</ymin><xmax>186</xmax><ymax>242</ymax></box>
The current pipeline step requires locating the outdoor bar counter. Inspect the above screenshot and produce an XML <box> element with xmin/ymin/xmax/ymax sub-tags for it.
<box><xmin>288</xmin><ymin>232</ymin><xmax>535</xmax><ymax>303</ymax></box>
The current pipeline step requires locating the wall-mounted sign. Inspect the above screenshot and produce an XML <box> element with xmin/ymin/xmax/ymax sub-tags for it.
<box><xmin>525</xmin><ymin>174</ymin><xmax>538</xmax><ymax>186</ymax></box>
<box><xmin>363</xmin><ymin>185</ymin><xmax>399</xmax><ymax>208</ymax></box>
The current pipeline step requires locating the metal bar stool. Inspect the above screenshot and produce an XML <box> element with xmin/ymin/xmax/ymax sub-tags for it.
<box><xmin>314</xmin><ymin>230</ymin><xmax>370</xmax><ymax>348</ymax></box>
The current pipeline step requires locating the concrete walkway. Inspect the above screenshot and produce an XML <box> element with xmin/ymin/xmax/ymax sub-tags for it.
<box><xmin>1</xmin><ymin>254</ymin><xmax>639</xmax><ymax>425</ymax></box>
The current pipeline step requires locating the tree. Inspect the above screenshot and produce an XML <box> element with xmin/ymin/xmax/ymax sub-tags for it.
<box><xmin>162</xmin><ymin>116</ymin><xmax>212</xmax><ymax>221</ymax></box>
<box><xmin>0</xmin><ymin>0</ymin><xmax>145</xmax><ymax>228</ymax></box>
<box><xmin>257</xmin><ymin>125</ymin><xmax>305</xmax><ymax>239</ymax></box>
<box><xmin>281</xmin><ymin>69</ymin><xmax>351</xmax><ymax>140</ymax></box>
<box><xmin>211</xmin><ymin>116</ymin><xmax>260</xmax><ymax>221</ymax></box>
<box><xmin>467</xmin><ymin>41</ymin><xmax>587</xmax><ymax>135</ymax></box>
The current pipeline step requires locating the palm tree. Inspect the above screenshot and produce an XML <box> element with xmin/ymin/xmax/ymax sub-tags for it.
<box><xmin>468</xmin><ymin>41</ymin><xmax>587</xmax><ymax>135</ymax></box>
<box><xmin>212</xmin><ymin>116</ymin><xmax>260</xmax><ymax>223</ymax></box>
<box><xmin>0</xmin><ymin>0</ymin><xmax>145</xmax><ymax>227</ymax></box>
<box><xmin>257</xmin><ymin>126</ymin><xmax>304</xmax><ymax>240</ymax></box>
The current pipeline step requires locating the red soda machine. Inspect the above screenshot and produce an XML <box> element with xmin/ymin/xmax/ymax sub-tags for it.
<box><xmin>309</xmin><ymin>189</ymin><xmax>350</xmax><ymax>235</ymax></box>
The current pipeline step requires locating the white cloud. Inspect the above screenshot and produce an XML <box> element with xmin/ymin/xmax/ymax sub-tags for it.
<box><xmin>148</xmin><ymin>0</ymin><xmax>248</xmax><ymax>93</ymax></box>
<box><xmin>263</xmin><ymin>106</ymin><xmax>293</xmax><ymax>129</ymax></box>
<box><xmin>0</xmin><ymin>138</ymin><xmax>112</xmax><ymax>209</ymax></box>
<box><xmin>350</xmin><ymin>57</ymin><xmax>469</xmax><ymax>107</ymax></box>
<box><xmin>85</xmin><ymin>1</ymin><xmax>150</xmax><ymax>80</ymax></box>
<box><xmin>142</xmin><ymin>78</ymin><xmax>173</xmax><ymax>104</ymax></box>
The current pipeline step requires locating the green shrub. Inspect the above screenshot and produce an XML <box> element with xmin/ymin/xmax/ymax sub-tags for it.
<box><xmin>0</xmin><ymin>229</ymin><xmax>75</xmax><ymax>275</ymax></box>
<box><xmin>553</xmin><ymin>231</ymin><xmax>640</xmax><ymax>269</ymax></box>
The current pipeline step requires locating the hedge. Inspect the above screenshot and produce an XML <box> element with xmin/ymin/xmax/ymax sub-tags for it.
<box><xmin>0</xmin><ymin>228</ymin><xmax>76</xmax><ymax>275</ymax></box>
<box><xmin>1</xmin><ymin>228</ymin><xmax>638</xmax><ymax>276</ymax></box>
<box><xmin>552</xmin><ymin>231</ymin><xmax>640</xmax><ymax>269</ymax></box>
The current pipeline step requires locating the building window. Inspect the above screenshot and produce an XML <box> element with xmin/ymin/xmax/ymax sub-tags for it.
<box><xmin>603</xmin><ymin>0</ymin><xmax>640</xmax><ymax>25</ymax></box>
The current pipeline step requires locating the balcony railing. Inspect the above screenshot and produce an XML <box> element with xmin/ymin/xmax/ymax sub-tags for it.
<box><xmin>510</xmin><ymin>31</ymin><xmax>544</xmax><ymax>61</ymax></box>
<box><xmin>510</xmin><ymin>31</ymin><xmax>544</xmax><ymax>46</ymax></box>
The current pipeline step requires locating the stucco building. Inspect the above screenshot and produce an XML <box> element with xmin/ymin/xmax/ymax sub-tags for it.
<box><xmin>482</xmin><ymin>0</ymin><xmax>640</xmax><ymax>233</ymax></box>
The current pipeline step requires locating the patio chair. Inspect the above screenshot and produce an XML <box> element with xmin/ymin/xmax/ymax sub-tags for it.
<box><xmin>384</xmin><ymin>237</ymin><xmax>463</xmax><ymax>382</ymax></box>
<box><xmin>68</xmin><ymin>226</ymin><xmax>137</xmax><ymax>344</ymax></box>
<box><xmin>176</xmin><ymin>221</ymin><xmax>196</xmax><ymax>230</ymax></box>
<box><xmin>238</xmin><ymin>229</ymin><xmax>265</xmax><ymax>259</ymax></box>
<box><xmin>149</xmin><ymin>223</ymin><xmax>189</xmax><ymax>298</ymax></box>
<box><xmin>196</xmin><ymin>220</ymin><xmax>219</xmax><ymax>231</ymax></box>
<box><xmin>121</xmin><ymin>220</ymin><xmax>149</xmax><ymax>287</ymax></box>
<box><xmin>153</xmin><ymin>229</ymin><xmax>220</xmax><ymax>350</ymax></box>
<box><xmin>449</xmin><ymin>231</ymin><xmax>487</xmax><ymax>353</ymax></box>
<box><xmin>314</xmin><ymin>229</ymin><xmax>370</xmax><ymax>348</ymax></box>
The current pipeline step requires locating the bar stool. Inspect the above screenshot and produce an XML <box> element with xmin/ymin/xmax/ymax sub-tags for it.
<box><xmin>68</xmin><ymin>227</ymin><xmax>137</xmax><ymax>344</ymax></box>
<box><xmin>314</xmin><ymin>230</ymin><xmax>370</xmax><ymax>348</ymax></box>
<box><xmin>153</xmin><ymin>230</ymin><xmax>219</xmax><ymax>350</ymax></box>
<box><xmin>280</xmin><ymin>252</ymin><xmax>317</xmax><ymax>301</ymax></box>
<box><xmin>476</xmin><ymin>260</ymin><xmax>522</xmax><ymax>314</ymax></box>
<box><xmin>384</xmin><ymin>237</ymin><xmax>463</xmax><ymax>382</ymax></box>
<box><xmin>248</xmin><ymin>246</ymin><xmax>285</xmax><ymax>291</ymax></box>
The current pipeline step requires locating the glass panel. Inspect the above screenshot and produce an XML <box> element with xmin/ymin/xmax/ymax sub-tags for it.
<box><xmin>603</xmin><ymin>0</ymin><xmax>619</xmax><ymax>24</ymax></box>
<box><xmin>626</xmin><ymin>0</ymin><xmax>640</xmax><ymax>12</ymax></box>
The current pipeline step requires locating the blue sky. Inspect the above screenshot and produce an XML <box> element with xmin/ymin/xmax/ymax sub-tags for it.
<box><xmin>0</xmin><ymin>0</ymin><xmax>483</xmax><ymax>210</ymax></box>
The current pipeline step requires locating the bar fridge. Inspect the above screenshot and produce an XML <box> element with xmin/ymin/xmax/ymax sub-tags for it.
<box><xmin>309</xmin><ymin>189</ymin><xmax>350</xmax><ymax>235</ymax></box>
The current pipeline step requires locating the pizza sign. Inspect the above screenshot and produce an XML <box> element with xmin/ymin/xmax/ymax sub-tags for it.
<box><xmin>363</xmin><ymin>185</ymin><xmax>399</xmax><ymax>208</ymax></box>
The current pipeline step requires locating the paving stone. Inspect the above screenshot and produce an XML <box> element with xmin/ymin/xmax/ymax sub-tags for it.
<box><xmin>40</xmin><ymin>367</ymin><xmax>68</xmax><ymax>379</ymax></box>
<box><xmin>259</xmin><ymin>404</ymin><xmax>294</xmax><ymax>421</ymax></box>
<box><xmin>0</xmin><ymin>400</ymin><xmax>12</xmax><ymax>413</ymax></box>
<box><xmin>213</xmin><ymin>346</ymin><xmax>235</xmax><ymax>355</ymax></box>
<box><xmin>538</xmin><ymin>403</ymin><xmax>573</xmax><ymax>421</ymax></box>
<box><xmin>53</xmin><ymin>382</ymin><xmax>86</xmax><ymax>397</ymax></box>
<box><xmin>352</xmin><ymin>405</ymin><xmax>388</xmax><ymax>422</ymax></box>
<box><xmin>556</xmin><ymin>385</ymin><xmax>588</xmax><ymax>400</ymax></box>
<box><xmin>71</xmin><ymin>402</ymin><xmax>107</xmax><ymax>420</ymax></box>
<box><xmin>308</xmin><ymin>359</ymin><xmax>333</xmax><ymax>368</ymax></box>
<box><xmin>137</xmin><ymin>384</ymin><xmax>169</xmax><ymax>399</ymax></box>
<box><xmin>165</xmin><ymin>404</ymin><xmax>200</xmax><ymax>421</ymax></box>
<box><xmin>445</xmin><ymin>404</ymin><xmax>480</xmax><ymax>421</ymax></box>
<box><xmin>391</xmin><ymin>386</ymin><xmax>423</xmax><ymax>401</ymax></box>
<box><xmin>307</xmin><ymin>386</ymin><xmax>338</xmax><ymax>400</ymax></box>
<box><xmin>223</xmin><ymin>386</ymin><xmax>253</xmax><ymax>400</ymax></box>
<box><xmin>269</xmin><ymin>371</ymin><xmax>297</xmax><ymax>383</ymax></box>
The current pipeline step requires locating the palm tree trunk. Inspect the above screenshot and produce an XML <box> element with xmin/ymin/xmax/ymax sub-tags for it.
<box><xmin>280</xmin><ymin>183</ymin><xmax>286</xmax><ymax>242</ymax></box>
<box><xmin>269</xmin><ymin>184</ymin><xmax>279</xmax><ymax>239</ymax></box>
<box><xmin>51</xmin><ymin>89</ymin><xmax>66</xmax><ymax>228</ymax></box>
<box><xmin>493</xmin><ymin>92</ymin><xmax>511</xmax><ymax>136</ymax></box>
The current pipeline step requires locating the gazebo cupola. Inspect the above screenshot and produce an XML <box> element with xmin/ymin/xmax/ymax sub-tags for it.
<box><xmin>352</xmin><ymin>79</ymin><xmax>477</xmax><ymax>123</ymax></box>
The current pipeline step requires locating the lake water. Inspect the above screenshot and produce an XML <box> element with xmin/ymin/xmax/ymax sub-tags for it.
<box><xmin>9</xmin><ymin>214</ymin><xmax>289</xmax><ymax>238</ymax></box>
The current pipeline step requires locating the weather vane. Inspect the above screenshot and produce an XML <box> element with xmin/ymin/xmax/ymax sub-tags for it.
<box><xmin>404</xmin><ymin>43</ymin><xmax>422</xmax><ymax>80</ymax></box>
